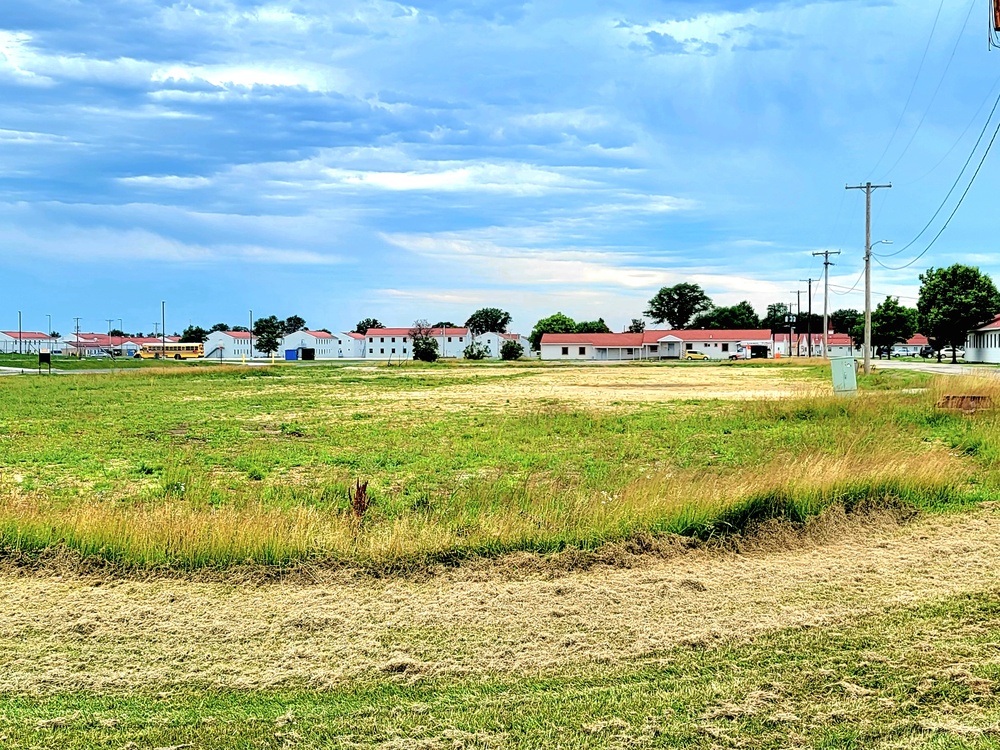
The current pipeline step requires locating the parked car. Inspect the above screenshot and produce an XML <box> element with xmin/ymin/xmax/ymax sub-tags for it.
<box><xmin>683</xmin><ymin>351</ymin><xmax>709</xmax><ymax>361</ymax></box>
<box><xmin>919</xmin><ymin>346</ymin><xmax>935</xmax><ymax>359</ymax></box>
<box><xmin>939</xmin><ymin>347</ymin><xmax>965</xmax><ymax>360</ymax></box>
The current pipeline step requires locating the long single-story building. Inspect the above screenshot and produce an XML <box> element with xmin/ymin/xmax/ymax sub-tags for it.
<box><xmin>540</xmin><ymin>329</ymin><xmax>774</xmax><ymax>361</ymax></box>
<box><xmin>965</xmin><ymin>314</ymin><xmax>1000</xmax><ymax>363</ymax></box>
<box><xmin>0</xmin><ymin>331</ymin><xmax>56</xmax><ymax>354</ymax></box>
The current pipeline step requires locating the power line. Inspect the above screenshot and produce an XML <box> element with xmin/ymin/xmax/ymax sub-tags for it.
<box><xmin>874</xmin><ymin>87</ymin><xmax>1000</xmax><ymax>258</ymax></box>
<box><xmin>829</xmin><ymin>284</ymin><xmax>919</xmax><ymax>301</ymax></box>
<box><xmin>875</xmin><ymin>115</ymin><xmax>1000</xmax><ymax>271</ymax></box>
<box><xmin>831</xmin><ymin>267</ymin><xmax>865</xmax><ymax>296</ymax></box>
<box><xmin>878</xmin><ymin>0</ymin><xmax>978</xmax><ymax>180</ymax></box>
<box><xmin>868</xmin><ymin>0</ymin><xmax>946</xmax><ymax>178</ymax></box>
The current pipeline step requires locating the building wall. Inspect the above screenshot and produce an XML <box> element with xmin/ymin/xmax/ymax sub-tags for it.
<box><xmin>0</xmin><ymin>335</ymin><xmax>52</xmax><ymax>354</ymax></box>
<box><xmin>204</xmin><ymin>332</ymin><xmax>260</xmax><ymax>359</ymax></box>
<box><xmin>966</xmin><ymin>330</ymin><xmax>1000</xmax><ymax>363</ymax></box>
<box><xmin>540</xmin><ymin>343</ymin><xmax>593</xmax><ymax>360</ymax></box>
<box><xmin>280</xmin><ymin>333</ymin><xmax>342</xmax><ymax>359</ymax></box>
<box><xmin>364</xmin><ymin>333</ymin><xmax>410</xmax><ymax>360</ymax></box>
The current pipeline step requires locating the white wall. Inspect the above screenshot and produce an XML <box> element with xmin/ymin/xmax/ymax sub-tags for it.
<box><xmin>966</xmin><ymin>330</ymin><xmax>1000</xmax><ymax>363</ymax></box>
<box><xmin>540</xmin><ymin>343</ymin><xmax>593</xmax><ymax>360</ymax></box>
<box><xmin>204</xmin><ymin>331</ymin><xmax>260</xmax><ymax>359</ymax></box>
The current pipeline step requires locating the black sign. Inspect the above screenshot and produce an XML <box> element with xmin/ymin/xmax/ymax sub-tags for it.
<box><xmin>39</xmin><ymin>352</ymin><xmax>51</xmax><ymax>364</ymax></box>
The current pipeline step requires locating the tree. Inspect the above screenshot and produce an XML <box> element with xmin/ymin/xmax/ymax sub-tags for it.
<box><xmin>918</xmin><ymin>265</ymin><xmax>1000</xmax><ymax>363</ymax></box>
<box><xmin>501</xmin><ymin>340</ymin><xmax>524</xmax><ymax>360</ymax></box>
<box><xmin>645</xmin><ymin>283</ymin><xmax>712</xmax><ymax>328</ymax></box>
<box><xmin>50</xmin><ymin>330</ymin><xmax>60</xmax><ymax>339</ymax></box>
<box><xmin>354</xmin><ymin>318</ymin><xmax>383</xmax><ymax>335</ymax></box>
<box><xmin>465</xmin><ymin>307</ymin><xmax>512</xmax><ymax>336</ymax></box>
<box><xmin>689</xmin><ymin>301</ymin><xmax>761</xmax><ymax>330</ymax></box>
<box><xmin>871</xmin><ymin>297</ymin><xmax>916</xmax><ymax>352</ymax></box>
<box><xmin>282</xmin><ymin>315</ymin><xmax>306</xmax><ymax>335</ymax></box>
<box><xmin>761</xmin><ymin>302</ymin><xmax>792</xmax><ymax>333</ymax></box>
<box><xmin>210</xmin><ymin>323</ymin><xmax>231</xmax><ymax>333</ymax></box>
<box><xmin>433</xmin><ymin>321</ymin><xmax>457</xmax><ymax>329</ymax></box>
<box><xmin>231</xmin><ymin>325</ymin><xmax>249</xmax><ymax>333</ymax></box>
<box><xmin>627</xmin><ymin>318</ymin><xmax>645</xmax><ymax>333</ymax></box>
<box><xmin>575</xmin><ymin>318</ymin><xmax>611</xmax><ymax>334</ymax></box>
<box><xmin>830</xmin><ymin>309</ymin><xmax>862</xmax><ymax>335</ymax></box>
<box><xmin>409</xmin><ymin>320</ymin><xmax>439</xmax><ymax>362</ymax></box>
<box><xmin>180</xmin><ymin>325</ymin><xmax>209</xmax><ymax>343</ymax></box>
<box><xmin>529</xmin><ymin>313</ymin><xmax>577</xmax><ymax>351</ymax></box>
<box><xmin>463</xmin><ymin>341</ymin><xmax>490</xmax><ymax>360</ymax></box>
<box><xmin>108</xmin><ymin>328</ymin><xmax>126</xmax><ymax>338</ymax></box>
<box><xmin>252</xmin><ymin>316</ymin><xmax>284</xmax><ymax>355</ymax></box>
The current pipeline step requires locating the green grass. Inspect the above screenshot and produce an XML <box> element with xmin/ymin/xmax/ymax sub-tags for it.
<box><xmin>4</xmin><ymin>590</ymin><xmax>1000</xmax><ymax>748</ymax></box>
<box><xmin>0</xmin><ymin>361</ymin><xmax>995</xmax><ymax>569</ymax></box>
<box><xmin>0</xmin><ymin>353</ymin><xmax>221</xmax><ymax>370</ymax></box>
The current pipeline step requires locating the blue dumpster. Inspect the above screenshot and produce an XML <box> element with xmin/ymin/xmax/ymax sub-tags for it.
<box><xmin>284</xmin><ymin>349</ymin><xmax>298</xmax><ymax>361</ymax></box>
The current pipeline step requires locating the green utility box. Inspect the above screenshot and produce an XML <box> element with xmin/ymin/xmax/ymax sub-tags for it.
<box><xmin>830</xmin><ymin>357</ymin><xmax>858</xmax><ymax>396</ymax></box>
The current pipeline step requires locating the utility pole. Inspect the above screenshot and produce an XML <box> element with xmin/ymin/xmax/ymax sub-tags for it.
<box><xmin>795</xmin><ymin>290</ymin><xmax>802</xmax><ymax>356</ymax></box>
<box><xmin>812</xmin><ymin>250</ymin><xmax>841</xmax><ymax>357</ymax></box>
<box><xmin>799</xmin><ymin>280</ymin><xmax>815</xmax><ymax>357</ymax></box>
<box><xmin>74</xmin><ymin>317</ymin><xmax>81</xmax><ymax>358</ymax></box>
<box><xmin>249</xmin><ymin>309</ymin><xmax>253</xmax><ymax>358</ymax></box>
<box><xmin>17</xmin><ymin>310</ymin><xmax>22</xmax><ymax>354</ymax></box>
<box><xmin>846</xmin><ymin>181</ymin><xmax>891</xmax><ymax>374</ymax></box>
<box><xmin>161</xmin><ymin>301</ymin><xmax>166</xmax><ymax>358</ymax></box>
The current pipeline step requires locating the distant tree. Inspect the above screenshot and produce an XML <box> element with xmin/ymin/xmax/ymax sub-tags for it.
<box><xmin>319</xmin><ymin>328</ymin><xmax>332</xmax><ymax>334</ymax></box>
<box><xmin>690</xmin><ymin>301</ymin><xmax>761</xmax><ymax>330</ymax></box>
<box><xmin>645</xmin><ymin>283</ymin><xmax>712</xmax><ymax>328</ymax></box>
<box><xmin>575</xmin><ymin>318</ymin><xmax>611</xmax><ymax>334</ymax></box>
<box><xmin>180</xmin><ymin>325</ymin><xmax>209</xmax><ymax>344</ymax></box>
<box><xmin>210</xmin><ymin>323</ymin><xmax>231</xmax><ymax>333</ymax></box>
<box><xmin>465</xmin><ymin>307</ymin><xmax>513</xmax><ymax>336</ymax></box>
<box><xmin>281</xmin><ymin>315</ymin><xmax>306</xmax><ymax>336</ymax></box>
<box><xmin>830</xmin><ymin>309</ymin><xmax>862</xmax><ymax>335</ymax></box>
<box><xmin>529</xmin><ymin>312</ymin><xmax>577</xmax><ymax>351</ymax></box>
<box><xmin>761</xmin><ymin>302</ymin><xmax>792</xmax><ymax>333</ymax></box>
<box><xmin>252</xmin><ymin>316</ymin><xmax>284</xmax><ymax>355</ymax></box>
<box><xmin>500</xmin><ymin>340</ymin><xmax>524</xmax><ymax>360</ymax></box>
<box><xmin>433</xmin><ymin>321</ymin><xmax>458</xmax><ymax>329</ymax></box>
<box><xmin>463</xmin><ymin>341</ymin><xmax>490</xmax><ymax>360</ymax></box>
<box><xmin>354</xmin><ymin>318</ymin><xmax>383</xmax><ymax>335</ymax></box>
<box><xmin>918</xmin><ymin>265</ymin><xmax>1000</xmax><ymax>363</ymax></box>
<box><xmin>626</xmin><ymin>318</ymin><xmax>646</xmax><ymax>333</ymax></box>
<box><xmin>108</xmin><ymin>328</ymin><xmax>126</xmax><ymax>338</ymax></box>
<box><xmin>231</xmin><ymin>325</ymin><xmax>249</xmax><ymax>333</ymax></box>
<box><xmin>133</xmin><ymin>332</ymin><xmax>144</xmax><ymax>337</ymax></box>
<box><xmin>49</xmin><ymin>330</ymin><xmax>60</xmax><ymax>339</ymax></box>
<box><xmin>409</xmin><ymin>319</ymin><xmax>439</xmax><ymax>362</ymax></box>
<box><xmin>871</xmin><ymin>297</ymin><xmax>916</xmax><ymax>351</ymax></box>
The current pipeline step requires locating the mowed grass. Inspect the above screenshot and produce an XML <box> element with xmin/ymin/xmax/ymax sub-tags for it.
<box><xmin>5</xmin><ymin>590</ymin><xmax>1000</xmax><ymax>748</ymax></box>
<box><xmin>0</xmin><ymin>361</ymin><xmax>997</xmax><ymax>569</ymax></box>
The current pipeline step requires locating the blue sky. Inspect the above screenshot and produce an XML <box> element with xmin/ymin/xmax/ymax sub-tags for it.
<box><xmin>2</xmin><ymin>0</ymin><xmax>999</xmax><ymax>336</ymax></box>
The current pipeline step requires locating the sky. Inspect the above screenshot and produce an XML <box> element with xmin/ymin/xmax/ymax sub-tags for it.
<box><xmin>3</xmin><ymin>0</ymin><xmax>1000</xmax><ymax>336</ymax></box>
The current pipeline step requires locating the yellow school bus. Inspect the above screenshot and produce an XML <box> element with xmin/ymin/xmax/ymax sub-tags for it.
<box><xmin>136</xmin><ymin>342</ymin><xmax>204</xmax><ymax>360</ymax></box>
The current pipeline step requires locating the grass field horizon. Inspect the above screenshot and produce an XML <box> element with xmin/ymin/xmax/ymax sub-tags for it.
<box><xmin>1</xmin><ymin>360</ymin><xmax>997</xmax><ymax>572</ymax></box>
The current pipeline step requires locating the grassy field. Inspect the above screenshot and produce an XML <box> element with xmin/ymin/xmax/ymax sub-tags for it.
<box><xmin>0</xmin><ymin>359</ymin><xmax>996</xmax><ymax>570</ymax></box>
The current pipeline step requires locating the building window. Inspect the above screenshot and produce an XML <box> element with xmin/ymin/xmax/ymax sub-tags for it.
<box><xmin>448</xmin><ymin>337</ymin><xmax>452</xmax><ymax>342</ymax></box>
<box><xmin>561</xmin><ymin>347</ymin><xmax>569</xmax><ymax>355</ymax></box>
<box><xmin>722</xmin><ymin>343</ymin><xmax>729</xmax><ymax>352</ymax></box>
<box><xmin>392</xmin><ymin>348</ymin><xmax>396</xmax><ymax>353</ymax></box>
<box><xmin>459</xmin><ymin>337</ymin><xmax>464</xmax><ymax>342</ymax></box>
<box><xmin>369</xmin><ymin>337</ymin><xmax>373</xmax><ymax>343</ymax></box>
<box><xmin>686</xmin><ymin>343</ymin><xmax>693</xmax><ymax>350</ymax></box>
<box><xmin>650</xmin><ymin>345</ymin><xmax>658</xmax><ymax>352</ymax></box>
<box><xmin>403</xmin><ymin>348</ymin><xmax>407</xmax><ymax>354</ymax></box>
<box><xmin>391</xmin><ymin>337</ymin><xmax>396</xmax><ymax>343</ymax></box>
<box><xmin>380</xmin><ymin>337</ymin><xmax>385</xmax><ymax>343</ymax></box>
<box><xmin>579</xmin><ymin>347</ymin><xmax>586</xmax><ymax>355</ymax></box>
<box><xmin>626</xmin><ymin>348</ymin><xmax>633</xmax><ymax>355</ymax></box>
<box><xmin>380</xmin><ymin>348</ymin><xmax>384</xmax><ymax>354</ymax></box>
<box><xmin>704</xmin><ymin>343</ymin><xmax>710</xmax><ymax>348</ymax></box>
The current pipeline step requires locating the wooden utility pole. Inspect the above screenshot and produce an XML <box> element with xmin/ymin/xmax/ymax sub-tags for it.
<box><xmin>846</xmin><ymin>182</ymin><xmax>891</xmax><ymax>374</ymax></box>
<box><xmin>812</xmin><ymin>250</ymin><xmax>841</xmax><ymax>357</ymax></box>
<box><xmin>799</xmin><ymin>279</ymin><xmax>816</xmax><ymax>356</ymax></box>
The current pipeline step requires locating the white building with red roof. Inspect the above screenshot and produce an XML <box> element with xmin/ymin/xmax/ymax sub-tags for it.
<box><xmin>280</xmin><ymin>330</ymin><xmax>358</xmax><ymax>359</ymax></box>
<box><xmin>364</xmin><ymin>327</ymin><xmax>471</xmax><ymax>360</ymax></box>
<box><xmin>965</xmin><ymin>315</ymin><xmax>1000</xmax><ymax>363</ymax></box>
<box><xmin>472</xmin><ymin>331</ymin><xmax>531</xmax><ymax>358</ymax></box>
<box><xmin>0</xmin><ymin>331</ymin><xmax>56</xmax><ymax>354</ymax></box>
<box><xmin>342</xmin><ymin>331</ymin><xmax>366</xmax><ymax>358</ymax></box>
<box><xmin>62</xmin><ymin>333</ymin><xmax>180</xmax><ymax>358</ymax></box>
<box><xmin>203</xmin><ymin>330</ymin><xmax>260</xmax><ymax>359</ymax></box>
<box><xmin>540</xmin><ymin>329</ymin><xmax>774</xmax><ymax>361</ymax></box>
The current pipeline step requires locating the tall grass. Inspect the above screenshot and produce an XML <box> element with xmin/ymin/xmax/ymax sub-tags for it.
<box><xmin>0</xmin><ymin>369</ymin><xmax>997</xmax><ymax>571</ymax></box>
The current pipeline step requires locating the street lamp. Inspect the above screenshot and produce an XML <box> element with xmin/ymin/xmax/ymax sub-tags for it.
<box><xmin>864</xmin><ymin>239</ymin><xmax>892</xmax><ymax>373</ymax></box>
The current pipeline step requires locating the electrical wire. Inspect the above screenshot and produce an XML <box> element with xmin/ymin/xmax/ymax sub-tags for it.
<box><xmin>831</xmin><ymin>268</ymin><xmax>865</xmax><ymax>296</ymax></box>
<box><xmin>874</xmin><ymin>115</ymin><xmax>1000</xmax><ymax>271</ymax></box>
<box><xmin>873</xmin><ymin>86</ymin><xmax>1000</xmax><ymax>258</ymax></box>
<box><xmin>904</xmin><ymin>69</ymin><xmax>1000</xmax><ymax>186</ymax></box>
<box><xmin>878</xmin><ymin>0</ymin><xmax>978</xmax><ymax>180</ymax></box>
<box><xmin>868</xmin><ymin>0</ymin><xmax>946</xmax><ymax>178</ymax></box>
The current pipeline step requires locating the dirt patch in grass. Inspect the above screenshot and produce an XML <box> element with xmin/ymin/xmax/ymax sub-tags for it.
<box><xmin>2</xmin><ymin>505</ymin><xmax>999</xmax><ymax>694</ymax></box>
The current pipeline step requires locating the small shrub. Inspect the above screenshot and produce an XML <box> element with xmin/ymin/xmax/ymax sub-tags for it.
<box><xmin>349</xmin><ymin>480</ymin><xmax>370</xmax><ymax>520</ymax></box>
<box><xmin>463</xmin><ymin>342</ymin><xmax>490</xmax><ymax>360</ymax></box>
<box><xmin>501</xmin><ymin>340</ymin><xmax>524</xmax><ymax>361</ymax></box>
